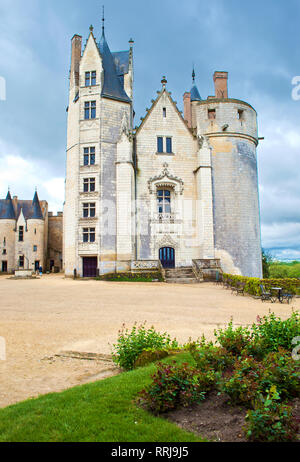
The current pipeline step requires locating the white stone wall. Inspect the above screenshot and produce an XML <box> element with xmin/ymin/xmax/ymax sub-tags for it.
<box><xmin>0</xmin><ymin>219</ymin><xmax>16</xmax><ymax>273</ymax></box>
<box><xmin>136</xmin><ymin>89</ymin><xmax>204</xmax><ymax>267</ymax></box>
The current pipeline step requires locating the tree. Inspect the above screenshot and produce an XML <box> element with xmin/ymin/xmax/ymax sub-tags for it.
<box><xmin>262</xmin><ymin>248</ymin><xmax>273</xmax><ymax>279</ymax></box>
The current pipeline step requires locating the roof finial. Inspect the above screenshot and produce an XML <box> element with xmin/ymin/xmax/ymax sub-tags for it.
<box><xmin>161</xmin><ymin>75</ymin><xmax>167</xmax><ymax>88</ymax></box>
<box><xmin>102</xmin><ymin>5</ymin><xmax>105</xmax><ymax>35</ymax></box>
<box><xmin>192</xmin><ymin>66</ymin><xmax>195</xmax><ymax>83</ymax></box>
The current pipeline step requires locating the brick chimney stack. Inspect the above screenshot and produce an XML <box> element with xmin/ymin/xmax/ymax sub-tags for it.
<box><xmin>70</xmin><ymin>34</ymin><xmax>82</xmax><ymax>89</ymax></box>
<box><xmin>183</xmin><ymin>92</ymin><xmax>192</xmax><ymax>128</ymax></box>
<box><xmin>213</xmin><ymin>71</ymin><xmax>228</xmax><ymax>99</ymax></box>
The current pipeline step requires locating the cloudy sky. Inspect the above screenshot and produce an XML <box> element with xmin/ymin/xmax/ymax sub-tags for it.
<box><xmin>0</xmin><ymin>0</ymin><xmax>299</xmax><ymax>260</ymax></box>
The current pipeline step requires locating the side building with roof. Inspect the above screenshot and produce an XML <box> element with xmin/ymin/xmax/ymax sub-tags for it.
<box><xmin>0</xmin><ymin>191</ymin><xmax>63</xmax><ymax>274</ymax></box>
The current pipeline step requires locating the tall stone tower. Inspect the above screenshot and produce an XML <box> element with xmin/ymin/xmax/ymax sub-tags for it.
<box><xmin>64</xmin><ymin>21</ymin><xmax>134</xmax><ymax>277</ymax></box>
<box><xmin>187</xmin><ymin>72</ymin><xmax>262</xmax><ymax>277</ymax></box>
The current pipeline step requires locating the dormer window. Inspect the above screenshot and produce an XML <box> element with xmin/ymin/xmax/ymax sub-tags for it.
<box><xmin>157</xmin><ymin>137</ymin><xmax>163</xmax><ymax>153</ymax></box>
<box><xmin>85</xmin><ymin>71</ymin><xmax>96</xmax><ymax>87</ymax></box>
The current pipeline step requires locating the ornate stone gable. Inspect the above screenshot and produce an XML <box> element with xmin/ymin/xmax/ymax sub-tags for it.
<box><xmin>148</xmin><ymin>163</ymin><xmax>184</xmax><ymax>195</ymax></box>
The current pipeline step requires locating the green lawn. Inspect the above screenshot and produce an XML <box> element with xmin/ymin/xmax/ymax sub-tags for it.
<box><xmin>0</xmin><ymin>353</ymin><xmax>205</xmax><ymax>442</ymax></box>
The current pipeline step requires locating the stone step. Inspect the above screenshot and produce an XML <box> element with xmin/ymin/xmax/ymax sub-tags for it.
<box><xmin>165</xmin><ymin>278</ymin><xmax>199</xmax><ymax>284</ymax></box>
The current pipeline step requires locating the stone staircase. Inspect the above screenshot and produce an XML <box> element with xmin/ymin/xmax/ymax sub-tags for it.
<box><xmin>164</xmin><ymin>267</ymin><xmax>199</xmax><ymax>284</ymax></box>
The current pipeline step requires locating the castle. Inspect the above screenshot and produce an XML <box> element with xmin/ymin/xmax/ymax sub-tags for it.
<box><xmin>63</xmin><ymin>21</ymin><xmax>262</xmax><ymax>279</ymax></box>
<box><xmin>0</xmin><ymin>191</ymin><xmax>62</xmax><ymax>273</ymax></box>
<box><xmin>0</xmin><ymin>20</ymin><xmax>262</xmax><ymax>279</ymax></box>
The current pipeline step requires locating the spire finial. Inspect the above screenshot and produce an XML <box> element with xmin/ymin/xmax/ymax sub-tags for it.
<box><xmin>192</xmin><ymin>67</ymin><xmax>195</xmax><ymax>83</ymax></box>
<box><xmin>102</xmin><ymin>5</ymin><xmax>105</xmax><ymax>34</ymax></box>
<box><xmin>161</xmin><ymin>76</ymin><xmax>167</xmax><ymax>88</ymax></box>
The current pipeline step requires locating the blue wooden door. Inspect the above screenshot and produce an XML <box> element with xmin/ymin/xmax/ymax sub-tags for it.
<box><xmin>159</xmin><ymin>247</ymin><xmax>175</xmax><ymax>268</ymax></box>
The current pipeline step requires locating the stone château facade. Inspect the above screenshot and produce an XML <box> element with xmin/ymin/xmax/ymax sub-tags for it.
<box><xmin>64</xmin><ymin>20</ymin><xmax>263</xmax><ymax>279</ymax></box>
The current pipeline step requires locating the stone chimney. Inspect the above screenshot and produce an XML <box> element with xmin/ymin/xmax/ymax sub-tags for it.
<box><xmin>213</xmin><ymin>71</ymin><xmax>228</xmax><ymax>99</ymax></box>
<box><xmin>183</xmin><ymin>92</ymin><xmax>192</xmax><ymax>128</ymax></box>
<box><xmin>70</xmin><ymin>34</ymin><xmax>82</xmax><ymax>89</ymax></box>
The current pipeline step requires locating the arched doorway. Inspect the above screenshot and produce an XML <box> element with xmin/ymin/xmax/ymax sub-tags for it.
<box><xmin>159</xmin><ymin>247</ymin><xmax>175</xmax><ymax>269</ymax></box>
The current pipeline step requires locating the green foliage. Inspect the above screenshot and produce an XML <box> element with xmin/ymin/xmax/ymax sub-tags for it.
<box><xmin>188</xmin><ymin>342</ymin><xmax>235</xmax><ymax>372</ymax></box>
<box><xmin>244</xmin><ymin>387</ymin><xmax>298</xmax><ymax>442</ymax></box>
<box><xmin>220</xmin><ymin>356</ymin><xmax>264</xmax><ymax>405</ymax></box>
<box><xmin>262</xmin><ymin>248</ymin><xmax>273</xmax><ymax>279</ymax></box>
<box><xmin>96</xmin><ymin>272</ymin><xmax>163</xmax><ymax>282</ymax></box>
<box><xmin>112</xmin><ymin>323</ymin><xmax>179</xmax><ymax>371</ymax></box>
<box><xmin>220</xmin><ymin>348</ymin><xmax>299</xmax><ymax>405</ymax></box>
<box><xmin>251</xmin><ymin>311</ymin><xmax>300</xmax><ymax>354</ymax></box>
<box><xmin>137</xmin><ymin>361</ymin><xmax>210</xmax><ymax>414</ymax></box>
<box><xmin>214</xmin><ymin>320</ymin><xmax>252</xmax><ymax>356</ymax></box>
<box><xmin>222</xmin><ymin>273</ymin><xmax>300</xmax><ymax>296</ymax></box>
<box><xmin>269</xmin><ymin>261</ymin><xmax>300</xmax><ymax>279</ymax></box>
<box><xmin>260</xmin><ymin>349</ymin><xmax>300</xmax><ymax>400</ymax></box>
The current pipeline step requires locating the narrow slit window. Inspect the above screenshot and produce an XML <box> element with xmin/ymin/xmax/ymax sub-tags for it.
<box><xmin>238</xmin><ymin>109</ymin><xmax>244</xmax><ymax>120</ymax></box>
<box><xmin>208</xmin><ymin>109</ymin><xmax>216</xmax><ymax>120</ymax></box>
<box><xmin>163</xmin><ymin>107</ymin><xmax>167</xmax><ymax>118</ymax></box>
<box><xmin>157</xmin><ymin>137</ymin><xmax>163</xmax><ymax>153</ymax></box>
<box><xmin>166</xmin><ymin>137</ymin><xmax>172</xmax><ymax>153</ymax></box>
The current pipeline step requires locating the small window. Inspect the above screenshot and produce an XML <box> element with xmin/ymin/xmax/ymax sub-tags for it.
<box><xmin>83</xmin><ymin>203</ymin><xmax>96</xmax><ymax>218</ymax></box>
<box><xmin>84</xmin><ymin>147</ymin><xmax>95</xmax><ymax>166</ymax></box>
<box><xmin>163</xmin><ymin>107</ymin><xmax>166</xmax><ymax>118</ymax></box>
<box><xmin>208</xmin><ymin>109</ymin><xmax>216</xmax><ymax>120</ymax></box>
<box><xmin>238</xmin><ymin>109</ymin><xmax>244</xmax><ymax>120</ymax></box>
<box><xmin>157</xmin><ymin>189</ymin><xmax>171</xmax><ymax>214</ymax></box>
<box><xmin>33</xmin><ymin>245</ymin><xmax>37</xmax><ymax>252</ymax></box>
<box><xmin>157</xmin><ymin>137</ymin><xmax>163</xmax><ymax>153</ymax></box>
<box><xmin>83</xmin><ymin>178</ymin><xmax>96</xmax><ymax>193</ymax></box>
<box><xmin>83</xmin><ymin>228</ymin><xmax>96</xmax><ymax>243</ymax></box>
<box><xmin>3</xmin><ymin>237</ymin><xmax>6</xmax><ymax>246</ymax></box>
<box><xmin>19</xmin><ymin>226</ymin><xmax>24</xmax><ymax>242</ymax></box>
<box><xmin>84</xmin><ymin>101</ymin><xmax>96</xmax><ymax>120</ymax></box>
<box><xmin>2</xmin><ymin>249</ymin><xmax>6</xmax><ymax>255</ymax></box>
<box><xmin>85</xmin><ymin>71</ymin><xmax>96</xmax><ymax>87</ymax></box>
<box><xmin>19</xmin><ymin>255</ymin><xmax>24</xmax><ymax>268</ymax></box>
<box><xmin>166</xmin><ymin>137</ymin><xmax>172</xmax><ymax>153</ymax></box>
<box><xmin>85</xmin><ymin>72</ymin><xmax>90</xmax><ymax>87</ymax></box>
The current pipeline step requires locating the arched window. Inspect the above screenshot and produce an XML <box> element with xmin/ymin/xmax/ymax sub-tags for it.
<box><xmin>157</xmin><ymin>189</ymin><xmax>171</xmax><ymax>214</ymax></box>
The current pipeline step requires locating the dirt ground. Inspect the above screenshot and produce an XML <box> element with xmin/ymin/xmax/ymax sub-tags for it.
<box><xmin>0</xmin><ymin>274</ymin><xmax>298</xmax><ymax>408</ymax></box>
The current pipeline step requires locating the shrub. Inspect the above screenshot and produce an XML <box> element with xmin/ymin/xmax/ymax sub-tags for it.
<box><xmin>137</xmin><ymin>361</ymin><xmax>210</xmax><ymax>413</ymax></box>
<box><xmin>222</xmin><ymin>273</ymin><xmax>300</xmax><ymax>296</ymax></box>
<box><xmin>214</xmin><ymin>320</ymin><xmax>252</xmax><ymax>356</ymax></box>
<box><xmin>260</xmin><ymin>348</ymin><xmax>300</xmax><ymax>400</ymax></box>
<box><xmin>220</xmin><ymin>356</ymin><xmax>264</xmax><ymax>405</ymax></box>
<box><xmin>244</xmin><ymin>387</ymin><xmax>298</xmax><ymax>442</ymax></box>
<box><xmin>188</xmin><ymin>342</ymin><xmax>235</xmax><ymax>372</ymax></box>
<box><xmin>112</xmin><ymin>323</ymin><xmax>179</xmax><ymax>370</ymax></box>
<box><xmin>133</xmin><ymin>348</ymin><xmax>170</xmax><ymax>368</ymax></box>
<box><xmin>251</xmin><ymin>311</ymin><xmax>300</xmax><ymax>354</ymax></box>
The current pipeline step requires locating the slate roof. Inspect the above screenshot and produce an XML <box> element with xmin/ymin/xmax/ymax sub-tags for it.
<box><xmin>97</xmin><ymin>32</ymin><xmax>131</xmax><ymax>103</ymax></box>
<box><xmin>0</xmin><ymin>191</ymin><xmax>44</xmax><ymax>221</ymax></box>
<box><xmin>0</xmin><ymin>191</ymin><xmax>16</xmax><ymax>219</ymax></box>
<box><xmin>191</xmin><ymin>84</ymin><xmax>202</xmax><ymax>102</ymax></box>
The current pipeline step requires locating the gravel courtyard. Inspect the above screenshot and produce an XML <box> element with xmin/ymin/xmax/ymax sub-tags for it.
<box><xmin>0</xmin><ymin>274</ymin><xmax>298</xmax><ymax>408</ymax></box>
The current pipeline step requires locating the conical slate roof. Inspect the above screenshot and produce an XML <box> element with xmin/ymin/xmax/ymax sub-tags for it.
<box><xmin>190</xmin><ymin>68</ymin><xmax>202</xmax><ymax>102</ymax></box>
<box><xmin>0</xmin><ymin>190</ymin><xmax>16</xmax><ymax>219</ymax></box>
<box><xmin>31</xmin><ymin>191</ymin><xmax>44</xmax><ymax>219</ymax></box>
<box><xmin>98</xmin><ymin>31</ymin><xmax>131</xmax><ymax>103</ymax></box>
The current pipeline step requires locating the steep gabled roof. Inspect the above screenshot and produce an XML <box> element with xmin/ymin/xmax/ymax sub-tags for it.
<box><xmin>135</xmin><ymin>82</ymin><xmax>195</xmax><ymax>138</ymax></box>
<box><xmin>97</xmin><ymin>31</ymin><xmax>131</xmax><ymax>103</ymax></box>
<box><xmin>0</xmin><ymin>191</ymin><xmax>16</xmax><ymax>219</ymax></box>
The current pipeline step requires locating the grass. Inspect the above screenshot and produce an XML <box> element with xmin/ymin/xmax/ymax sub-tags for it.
<box><xmin>0</xmin><ymin>353</ymin><xmax>204</xmax><ymax>442</ymax></box>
